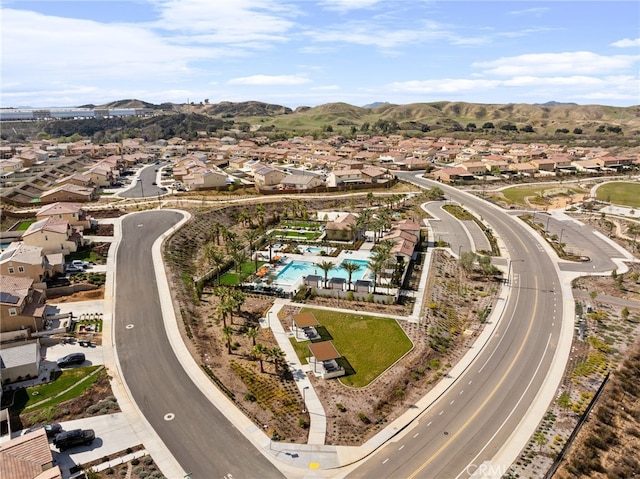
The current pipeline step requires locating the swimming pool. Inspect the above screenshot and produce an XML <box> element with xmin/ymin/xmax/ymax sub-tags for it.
<box><xmin>275</xmin><ymin>259</ymin><xmax>370</xmax><ymax>285</ymax></box>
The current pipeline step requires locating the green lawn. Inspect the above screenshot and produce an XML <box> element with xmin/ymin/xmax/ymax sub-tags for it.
<box><xmin>289</xmin><ymin>337</ymin><xmax>310</xmax><ymax>365</ymax></box>
<box><xmin>16</xmin><ymin>220</ymin><xmax>35</xmax><ymax>231</ymax></box>
<box><xmin>283</xmin><ymin>221</ymin><xmax>322</xmax><ymax>230</ymax></box>
<box><xmin>67</xmin><ymin>250</ymin><xmax>106</xmax><ymax>264</ymax></box>
<box><xmin>14</xmin><ymin>366</ymin><xmax>101</xmax><ymax>412</ymax></box>
<box><xmin>298</xmin><ymin>308</ymin><xmax>413</xmax><ymax>388</ymax></box>
<box><xmin>596</xmin><ymin>182</ymin><xmax>640</xmax><ymax>208</ymax></box>
<box><xmin>220</xmin><ymin>260</ymin><xmax>266</xmax><ymax>286</ymax></box>
<box><xmin>501</xmin><ymin>185</ymin><xmax>586</xmax><ymax>205</ymax></box>
<box><xmin>275</xmin><ymin>230</ymin><xmax>322</xmax><ymax>240</ymax></box>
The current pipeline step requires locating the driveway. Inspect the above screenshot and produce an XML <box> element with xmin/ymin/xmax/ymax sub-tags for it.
<box><xmin>49</xmin><ymin>413</ymin><xmax>141</xmax><ymax>475</ymax></box>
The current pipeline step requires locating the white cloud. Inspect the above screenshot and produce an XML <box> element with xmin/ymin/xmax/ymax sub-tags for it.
<box><xmin>474</xmin><ymin>52</ymin><xmax>639</xmax><ymax>76</ymax></box>
<box><xmin>502</xmin><ymin>76</ymin><xmax>604</xmax><ymax>87</ymax></box>
<box><xmin>227</xmin><ymin>74</ymin><xmax>311</xmax><ymax>85</ymax></box>
<box><xmin>508</xmin><ymin>7</ymin><xmax>549</xmax><ymax>16</ymax></box>
<box><xmin>2</xmin><ymin>9</ymin><xmax>216</xmax><ymax>84</ymax></box>
<box><xmin>387</xmin><ymin>74</ymin><xmax>639</xmax><ymax>104</ymax></box>
<box><xmin>322</xmin><ymin>0</ymin><xmax>383</xmax><ymax>12</ymax></box>
<box><xmin>611</xmin><ymin>37</ymin><xmax>640</xmax><ymax>48</ymax></box>
<box><xmin>304</xmin><ymin>20</ymin><xmax>455</xmax><ymax>49</ymax></box>
<box><xmin>388</xmin><ymin>78</ymin><xmax>501</xmax><ymax>94</ymax></box>
<box><xmin>298</xmin><ymin>46</ymin><xmax>338</xmax><ymax>54</ymax></box>
<box><xmin>151</xmin><ymin>0</ymin><xmax>297</xmax><ymax>44</ymax></box>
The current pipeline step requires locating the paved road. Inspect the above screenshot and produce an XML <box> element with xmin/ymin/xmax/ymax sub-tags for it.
<box><xmin>423</xmin><ymin>201</ymin><xmax>472</xmax><ymax>255</ymax></box>
<box><xmin>347</xmin><ymin>172</ymin><xmax>566</xmax><ymax>478</ymax></box>
<box><xmin>115</xmin><ymin>210</ymin><xmax>284</xmax><ymax>479</ymax></box>
<box><xmin>119</xmin><ymin>163</ymin><xmax>167</xmax><ymax>198</ymax></box>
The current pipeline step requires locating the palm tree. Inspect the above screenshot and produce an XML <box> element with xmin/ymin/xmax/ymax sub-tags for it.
<box><xmin>215</xmin><ymin>294</ymin><xmax>233</xmax><ymax>328</ymax></box>
<box><xmin>229</xmin><ymin>289</ymin><xmax>246</xmax><ymax>316</ymax></box>
<box><xmin>341</xmin><ymin>261</ymin><xmax>361</xmax><ymax>291</ymax></box>
<box><xmin>270</xmin><ymin>346</ymin><xmax>286</xmax><ymax>374</ymax></box>
<box><xmin>211</xmin><ymin>221</ymin><xmax>222</xmax><ymax>245</ymax></box>
<box><xmin>246</xmin><ymin>327</ymin><xmax>259</xmax><ymax>346</ymax></box>
<box><xmin>366</xmin><ymin>191</ymin><xmax>374</xmax><ymax>207</ymax></box>
<box><xmin>371</xmin><ymin>216</ymin><xmax>385</xmax><ymax>243</ymax></box>
<box><xmin>222</xmin><ymin>326</ymin><xmax>234</xmax><ymax>354</ymax></box>
<box><xmin>244</xmin><ymin>229</ymin><xmax>261</xmax><ymax>272</ymax></box>
<box><xmin>204</xmin><ymin>243</ymin><xmax>224</xmax><ymax>286</ymax></box>
<box><xmin>318</xmin><ymin>260</ymin><xmax>334</xmax><ymax>288</ymax></box>
<box><xmin>252</xmin><ymin>343</ymin><xmax>267</xmax><ymax>372</ymax></box>
<box><xmin>255</xmin><ymin>204</ymin><xmax>266</xmax><ymax>229</ymax></box>
<box><xmin>369</xmin><ymin>254</ymin><xmax>387</xmax><ymax>294</ymax></box>
<box><xmin>230</xmin><ymin>248</ymin><xmax>248</xmax><ymax>278</ymax></box>
<box><xmin>220</xmin><ymin>227</ymin><xmax>234</xmax><ymax>242</ymax></box>
<box><xmin>237</xmin><ymin>210</ymin><xmax>248</xmax><ymax>227</ymax></box>
<box><xmin>357</xmin><ymin>210</ymin><xmax>372</xmax><ymax>241</ymax></box>
<box><xmin>376</xmin><ymin>239</ymin><xmax>395</xmax><ymax>256</ymax></box>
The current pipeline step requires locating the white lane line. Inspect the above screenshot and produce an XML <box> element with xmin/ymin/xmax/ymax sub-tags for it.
<box><xmin>439</xmin><ymin>410</ymin><xmax>444</xmax><ymax>416</ymax></box>
<box><xmin>450</xmin><ymin>400</ymin><xmax>455</xmax><ymax>405</ymax></box>
<box><xmin>383</xmin><ymin>459</ymin><xmax>389</xmax><ymax>464</ymax></box>
<box><xmin>399</xmin><ymin>445</ymin><xmax>405</xmax><ymax>450</ymax></box>
<box><xmin>478</xmin><ymin>281</ymin><xmax>522</xmax><ymax>373</ymax></box>
<box><xmin>427</xmin><ymin>421</ymin><xmax>432</xmax><ymax>427</ymax></box>
<box><xmin>457</xmin><ymin>333</ymin><xmax>554</xmax><ymax>479</ymax></box>
<box><xmin>459</xmin><ymin>390</ymin><xmax>464</xmax><ymax>395</ymax></box>
<box><xmin>413</xmin><ymin>433</ymin><xmax>419</xmax><ymax>438</ymax></box>
<box><xmin>468</xmin><ymin>380</ymin><xmax>473</xmax><ymax>385</ymax></box>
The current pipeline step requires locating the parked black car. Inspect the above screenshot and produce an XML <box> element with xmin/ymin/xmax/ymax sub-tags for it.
<box><xmin>53</xmin><ymin>429</ymin><xmax>95</xmax><ymax>450</ymax></box>
<box><xmin>44</xmin><ymin>423</ymin><xmax>63</xmax><ymax>438</ymax></box>
<box><xmin>56</xmin><ymin>353</ymin><xmax>85</xmax><ymax>368</ymax></box>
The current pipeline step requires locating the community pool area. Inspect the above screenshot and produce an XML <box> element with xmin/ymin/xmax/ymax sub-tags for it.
<box><xmin>275</xmin><ymin>258</ymin><xmax>370</xmax><ymax>285</ymax></box>
<box><xmin>305</xmin><ymin>246</ymin><xmax>335</xmax><ymax>255</ymax></box>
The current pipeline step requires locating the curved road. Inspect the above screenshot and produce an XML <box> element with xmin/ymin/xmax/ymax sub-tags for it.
<box><xmin>346</xmin><ymin>172</ymin><xmax>568</xmax><ymax>478</ymax></box>
<box><xmin>115</xmin><ymin>210</ymin><xmax>283</xmax><ymax>479</ymax></box>
<box><xmin>112</xmin><ymin>177</ymin><xmax>597</xmax><ymax>478</ymax></box>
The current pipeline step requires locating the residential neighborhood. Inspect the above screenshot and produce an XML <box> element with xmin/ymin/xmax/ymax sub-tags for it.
<box><xmin>0</xmin><ymin>127</ymin><xmax>639</xmax><ymax>479</ymax></box>
<box><xmin>1</xmin><ymin>132</ymin><xmax>638</xmax><ymax>207</ymax></box>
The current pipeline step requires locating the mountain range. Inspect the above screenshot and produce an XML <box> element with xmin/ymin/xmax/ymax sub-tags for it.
<box><xmin>86</xmin><ymin>99</ymin><xmax>639</xmax><ymax>133</ymax></box>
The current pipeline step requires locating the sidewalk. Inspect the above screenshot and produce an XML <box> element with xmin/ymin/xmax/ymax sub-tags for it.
<box><xmin>98</xmin><ymin>206</ymin><xmax>563</xmax><ymax>477</ymax></box>
<box><xmin>261</xmin><ymin>299</ymin><xmax>327</xmax><ymax>445</ymax></box>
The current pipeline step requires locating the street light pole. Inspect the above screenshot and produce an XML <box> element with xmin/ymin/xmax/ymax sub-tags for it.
<box><xmin>559</xmin><ymin>228</ymin><xmax>565</xmax><ymax>245</ymax></box>
<box><xmin>302</xmin><ymin>386</ymin><xmax>309</xmax><ymax>413</ymax></box>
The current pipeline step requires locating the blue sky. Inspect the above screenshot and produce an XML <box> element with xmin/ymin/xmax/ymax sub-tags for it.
<box><xmin>1</xmin><ymin>0</ymin><xmax>639</xmax><ymax>108</ymax></box>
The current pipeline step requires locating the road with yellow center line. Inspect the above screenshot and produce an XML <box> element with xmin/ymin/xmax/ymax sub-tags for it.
<box><xmin>347</xmin><ymin>173</ymin><xmax>564</xmax><ymax>479</ymax></box>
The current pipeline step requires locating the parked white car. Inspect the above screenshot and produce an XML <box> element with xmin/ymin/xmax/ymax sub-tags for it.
<box><xmin>65</xmin><ymin>264</ymin><xmax>84</xmax><ymax>273</ymax></box>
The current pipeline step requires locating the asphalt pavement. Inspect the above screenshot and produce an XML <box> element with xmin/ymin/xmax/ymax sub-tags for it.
<box><xmin>18</xmin><ymin>177</ymin><xmax>634</xmax><ymax>478</ymax></box>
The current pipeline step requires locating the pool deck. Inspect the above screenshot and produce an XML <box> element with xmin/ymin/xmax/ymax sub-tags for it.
<box><xmin>254</xmin><ymin>245</ymin><xmax>374</xmax><ymax>293</ymax></box>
